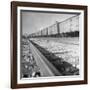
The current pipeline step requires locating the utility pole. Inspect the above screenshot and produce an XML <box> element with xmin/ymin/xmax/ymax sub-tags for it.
<box><xmin>55</xmin><ymin>21</ymin><xmax>60</xmax><ymax>34</ymax></box>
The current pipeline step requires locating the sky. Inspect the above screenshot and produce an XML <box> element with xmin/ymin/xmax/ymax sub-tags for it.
<box><xmin>21</xmin><ymin>10</ymin><xmax>78</xmax><ymax>35</ymax></box>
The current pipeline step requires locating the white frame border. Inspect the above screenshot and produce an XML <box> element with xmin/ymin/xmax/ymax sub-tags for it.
<box><xmin>17</xmin><ymin>6</ymin><xmax>84</xmax><ymax>84</ymax></box>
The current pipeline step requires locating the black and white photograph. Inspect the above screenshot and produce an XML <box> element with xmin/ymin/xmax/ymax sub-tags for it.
<box><xmin>20</xmin><ymin>9</ymin><xmax>81</xmax><ymax>79</ymax></box>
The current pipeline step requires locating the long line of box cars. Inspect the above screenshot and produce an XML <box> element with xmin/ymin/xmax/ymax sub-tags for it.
<box><xmin>29</xmin><ymin>15</ymin><xmax>79</xmax><ymax>38</ymax></box>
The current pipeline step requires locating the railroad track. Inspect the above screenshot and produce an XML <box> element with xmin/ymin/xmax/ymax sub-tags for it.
<box><xmin>29</xmin><ymin>40</ymin><xmax>62</xmax><ymax>77</ymax></box>
<box><xmin>30</xmin><ymin>40</ymin><xmax>79</xmax><ymax>76</ymax></box>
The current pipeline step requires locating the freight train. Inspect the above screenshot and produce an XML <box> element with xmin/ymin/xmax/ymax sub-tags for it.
<box><xmin>29</xmin><ymin>15</ymin><xmax>79</xmax><ymax>38</ymax></box>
